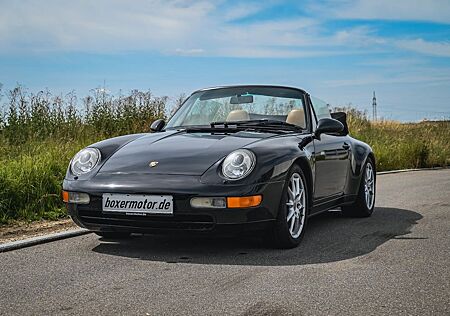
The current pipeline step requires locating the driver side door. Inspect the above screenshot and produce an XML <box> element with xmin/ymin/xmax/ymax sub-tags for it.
<box><xmin>310</xmin><ymin>96</ymin><xmax>350</xmax><ymax>201</ymax></box>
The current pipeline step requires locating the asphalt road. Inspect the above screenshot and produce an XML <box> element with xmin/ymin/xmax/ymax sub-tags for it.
<box><xmin>1</xmin><ymin>170</ymin><xmax>449</xmax><ymax>315</ymax></box>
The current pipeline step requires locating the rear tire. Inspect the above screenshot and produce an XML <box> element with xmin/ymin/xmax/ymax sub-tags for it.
<box><xmin>341</xmin><ymin>158</ymin><xmax>376</xmax><ymax>217</ymax></box>
<box><xmin>269</xmin><ymin>165</ymin><xmax>309</xmax><ymax>249</ymax></box>
<box><xmin>94</xmin><ymin>232</ymin><xmax>131</xmax><ymax>239</ymax></box>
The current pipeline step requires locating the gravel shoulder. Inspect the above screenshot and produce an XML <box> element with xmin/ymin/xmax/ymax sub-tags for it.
<box><xmin>0</xmin><ymin>218</ymin><xmax>77</xmax><ymax>244</ymax></box>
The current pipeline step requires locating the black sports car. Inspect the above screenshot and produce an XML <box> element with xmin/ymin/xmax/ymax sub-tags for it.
<box><xmin>63</xmin><ymin>85</ymin><xmax>376</xmax><ymax>248</ymax></box>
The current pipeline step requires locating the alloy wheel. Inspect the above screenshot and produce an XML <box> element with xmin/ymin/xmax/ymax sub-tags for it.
<box><xmin>286</xmin><ymin>172</ymin><xmax>306</xmax><ymax>238</ymax></box>
<box><xmin>364</xmin><ymin>163</ymin><xmax>375</xmax><ymax>209</ymax></box>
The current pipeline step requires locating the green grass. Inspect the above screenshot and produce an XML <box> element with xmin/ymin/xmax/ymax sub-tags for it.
<box><xmin>343</xmin><ymin>108</ymin><xmax>450</xmax><ymax>171</ymax></box>
<box><xmin>0</xmin><ymin>140</ymin><xmax>79</xmax><ymax>223</ymax></box>
<box><xmin>0</xmin><ymin>86</ymin><xmax>168</xmax><ymax>224</ymax></box>
<box><xmin>0</xmin><ymin>87</ymin><xmax>449</xmax><ymax>223</ymax></box>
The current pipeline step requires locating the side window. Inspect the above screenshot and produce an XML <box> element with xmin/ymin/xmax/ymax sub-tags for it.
<box><xmin>310</xmin><ymin>96</ymin><xmax>331</xmax><ymax>122</ymax></box>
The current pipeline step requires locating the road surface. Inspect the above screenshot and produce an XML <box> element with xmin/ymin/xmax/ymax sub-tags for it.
<box><xmin>1</xmin><ymin>170</ymin><xmax>449</xmax><ymax>315</ymax></box>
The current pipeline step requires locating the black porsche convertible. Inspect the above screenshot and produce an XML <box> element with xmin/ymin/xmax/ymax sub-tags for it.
<box><xmin>63</xmin><ymin>85</ymin><xmax>376</xmax><ymax>248</ymax></box>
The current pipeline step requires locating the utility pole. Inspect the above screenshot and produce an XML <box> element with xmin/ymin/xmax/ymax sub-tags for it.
<box><xmin>372</xmin><ymin>91</ymin><xmax>377</xmax><ymax>121</ymax></box>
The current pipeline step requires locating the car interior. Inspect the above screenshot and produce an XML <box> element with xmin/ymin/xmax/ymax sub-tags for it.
<box><xmin>226</xmin><ymin>108</ymin><xmax>305</xmax><ymax>129</ymax></box>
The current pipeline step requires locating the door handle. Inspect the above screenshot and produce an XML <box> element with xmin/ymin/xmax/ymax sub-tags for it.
<box><xmin>342</xmin><ymin>142</ymin><xmax>350</xmax><ymax>150</ymax></box>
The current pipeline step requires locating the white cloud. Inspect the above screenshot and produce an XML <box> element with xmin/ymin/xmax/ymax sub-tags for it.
<box><xmin>332</xmin><ymin>26</ymin><xmax>386</xmax><ymax>47</ymax></box>
<box><xmin>357</xmin><ymin>57</ymin><xmax>428</xmax><ymax>67</ymax></box>
<box><xmin>222</xmin><ymin>2</ymin><xmax>268</xmax><ymax>21</ymax></box>
<box><xmin>396</xmin><ymin>39</ymin><xmax>450</xmax><ymax>57</ymax></box>
<box><xmin>324</xmin><ymin>68</ymin><xmax>450</xmax><ymax>87</ymax></box>
<box><xmin>0</xmin><ymin>0</ymin><xmax>368</xmax><ymax>57</ymax></box>
<box><xmin>0</xmin><ymin>0</ymin><xmax>216</xmax><ymax>51</ymax></box>
<box><xmin>325</xmin><ymin>74</ymin><xmax>450</xmax><ymax>88</ymax></box>
<box><xmin>173</xmin><ymin>48</ymin><xmax>205</xmax><ymax>55</ymax></box>
<box><xmin>311</xmin><ymin>0</ymin><xmax>450</xmax><ymax>24</ymax></box>
<box><xmin>0</xmin><ymin>0</ymin><xmax>448</xmax><ymax>59</ymax></box>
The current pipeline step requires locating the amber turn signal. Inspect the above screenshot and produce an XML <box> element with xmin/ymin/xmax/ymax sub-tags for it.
<box><xmin>62</xmin><ymin>190</ymin><xmax>69</xmax><ymax>203</ymax></box>
<box><xmin>227</xmin><ymin>195</ymin><xmax>262</xmax><ymax>208</ymax></box>
<box><xmin>61</xmin><ymin>191</ymin><xmax>90</xmax><ymax>204</ymax></box>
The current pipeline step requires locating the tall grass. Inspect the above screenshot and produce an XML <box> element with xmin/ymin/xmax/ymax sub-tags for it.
<box><xmin>0</xmin><ymin>86</ymin><xmax>167</xmax><ymax>223</ymax></box>
<box><xmin>0</xmin><ymin>87</ymin><xmax>449</xmax><ymax>223</ymax></box>
<box><xmin>340</xmin><ymin>107</ymin><xmax>450</xmax><ymax>171</ymax></box>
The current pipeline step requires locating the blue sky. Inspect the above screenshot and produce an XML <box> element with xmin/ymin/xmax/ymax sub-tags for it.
<box><xmin>1</xmin><ymin>0</ymin><xmax>450</xmax><ymax>121</ymax></box>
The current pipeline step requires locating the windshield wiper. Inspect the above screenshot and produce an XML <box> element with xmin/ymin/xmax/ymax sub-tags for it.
<box><xmin>175</xmin><ymin>119</ymin><xmax>303</xmax><ymax>134</ymax></box>
<box><xmin>210</xmin><ymin>119</ymin><xmax>303</xmax><ymax>132</ymax></box>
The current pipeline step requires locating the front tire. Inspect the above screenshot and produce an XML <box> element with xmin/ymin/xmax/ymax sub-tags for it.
<box><xmin>341</xmin><ymin>158</ymin><xmax>376</xmax><ymax>217</ymax></box>
<box><xmin>270</xmin><ymin>165</ymin><xmax>309</xmax><ymax>249</ymax></box>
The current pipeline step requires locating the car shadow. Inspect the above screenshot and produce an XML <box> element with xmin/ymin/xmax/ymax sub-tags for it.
<box><xmin>91</xmin><ymin>207</ymin><xmax>423</xmax><ymax>266</ymax></box>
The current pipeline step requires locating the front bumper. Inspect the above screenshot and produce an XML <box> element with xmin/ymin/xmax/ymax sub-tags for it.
<box><xmin>64</xmin><ymin>173</ymin><xmax>284</xmax><ymax>234</ymax></box>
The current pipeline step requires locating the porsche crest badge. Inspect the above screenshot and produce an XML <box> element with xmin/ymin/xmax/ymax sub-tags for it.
<box><xmin>149</xmin><ymin>161</ymin><xmax>159</xmax><ymax>168</ymax></box>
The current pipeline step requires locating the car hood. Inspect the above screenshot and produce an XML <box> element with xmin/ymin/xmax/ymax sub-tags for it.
<box><xmin>98</xmin><ymin>130</ymin><xmax>273</xmax><ymax>175</ymax></box>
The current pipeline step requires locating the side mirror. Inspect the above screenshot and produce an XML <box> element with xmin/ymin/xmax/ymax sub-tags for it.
<box><xmin>315</xmin><ymin>118</ymin><xmax>344</xmax><ymax>139</ymax></box>
<box><xmin>331</xmin><ymin>111</ymin><xmax>349</xmax><ymax>135</ymax></box>
<box><xmin>150</xmin><ymin>119</ymin><xmax>166</xmax><ymax>132</ymax></box>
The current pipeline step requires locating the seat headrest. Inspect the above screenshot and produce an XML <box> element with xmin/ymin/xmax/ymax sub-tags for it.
<box><xmin>286</xmin><ymin>109</ymin><xmax>305</xmax><ymax>128</ymax></box>
<box><xmin>226</xmin><ymin>109</ymin><xmax>250</xmax><ymax>122</ymax></box>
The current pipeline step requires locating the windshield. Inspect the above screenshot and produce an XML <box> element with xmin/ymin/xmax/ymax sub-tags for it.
<box><xmin>166</xmin><ymin>86</ymin><xmax>307</xmax><ymax>130</ymax></box>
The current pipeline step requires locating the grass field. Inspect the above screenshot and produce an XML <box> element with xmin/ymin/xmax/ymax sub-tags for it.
<box><xmin>0</xmin><ymin>87</ymin><xmax>449</xmax><ymax>223</ymax></box>
<box><xmin>339</xmin><ymin>107</ymin><xmax>450</xmax><ymax>171</ymax></box>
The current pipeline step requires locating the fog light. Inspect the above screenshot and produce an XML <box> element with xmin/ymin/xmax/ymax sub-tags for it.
<box><xmin>190</xmin><ymin>197</ymin><xmax>226</xmax><ymax>208</ymax></box>
<box><xmin>62</xmin><ymin>191</ymin><xmax>90</xmax><ymax>204</ymax></box>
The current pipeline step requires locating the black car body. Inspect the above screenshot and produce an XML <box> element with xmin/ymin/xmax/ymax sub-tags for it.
<box><xmin>63</xmin><ymin>85</ymin><xmax>376</xmax><ymax>248</ymax></box>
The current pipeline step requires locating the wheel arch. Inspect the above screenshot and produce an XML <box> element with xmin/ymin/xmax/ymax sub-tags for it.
<box><xmin>292</xmin><ymin>157</ymin><xmax>314</xmax><ymax>211</ymax></box>
<box><xmin>349</xmin><ymin>149</ymin><xmax>376</xmax><ymax>197</ymax></box>
<box><xmin>366</xmin><ymin>151</ymin><xmax>376</xmax><ymax>173</ymax></box>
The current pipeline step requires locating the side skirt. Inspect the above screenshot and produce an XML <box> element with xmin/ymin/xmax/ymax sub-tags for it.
<box><xmin>309</xmin><ymin>194</ymin><xmax>357</xmax><ymax>217</ymax></box>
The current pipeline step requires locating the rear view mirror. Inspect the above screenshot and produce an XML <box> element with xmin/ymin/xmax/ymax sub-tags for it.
<box><xmin>230</xmin><ymin>95</ymin><xmax>253</xmax><ymax>104</ymax></box>
<box><xmin>150</xmin><ymin>119</ymin><xmax>166</xmax><ymax>132</ymax></box>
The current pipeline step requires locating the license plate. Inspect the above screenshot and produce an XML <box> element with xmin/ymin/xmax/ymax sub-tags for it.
<box><xmin>102</xmin><ymin>193</ymin><xmax>173</xmax><ymax>215</ymax></box>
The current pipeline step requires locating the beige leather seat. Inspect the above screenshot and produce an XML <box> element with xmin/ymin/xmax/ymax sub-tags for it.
<box><xmin>286</xmin><ymin>109</ymin><xmax>305</xmax><ymax>128</ymax></box>
<box><xmin>226</xmin><ymin>109</ymin><xmax>250</xmax><ymax>122</ymax></box>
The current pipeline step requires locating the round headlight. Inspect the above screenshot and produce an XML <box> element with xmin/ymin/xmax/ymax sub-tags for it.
<box><xmin>222</xmin><ymin>149</ymin><xmax>256</xmax><ymax>180</ymax></box>
<box><xmin>71</xmin><ymin>148</ymin><xmax>101</xmax><ymax>176</ymax></box>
